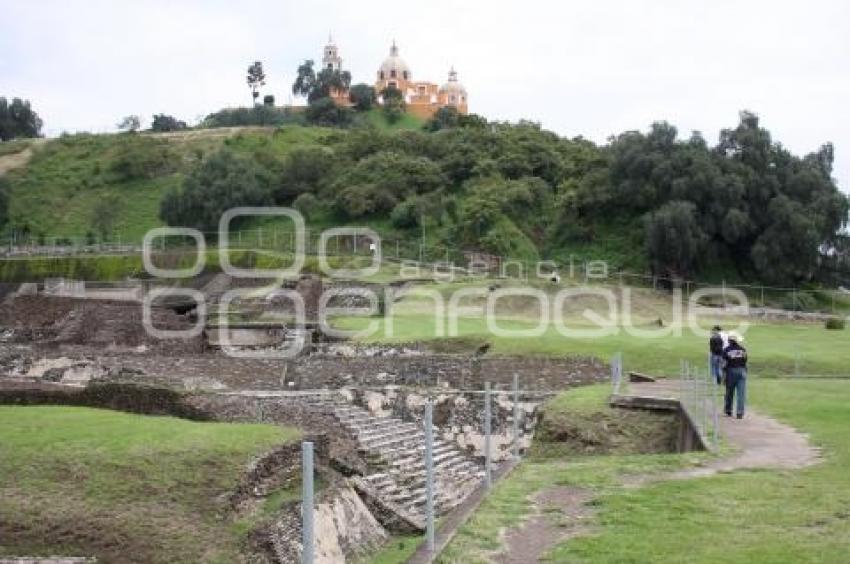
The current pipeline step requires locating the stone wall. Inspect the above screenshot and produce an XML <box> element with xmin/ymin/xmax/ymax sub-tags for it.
<box><xmin>263</xmin><ymin>484</ymin><xmax>389</xmax><ymax>563</ymax></box>
<box><xmin>2</xmin><ymin>345</ymin><xmax>607</xmax><ymax>394</ymax></box>
<box><xmin>289</xmin><ymin>353</ymin><xmax>607</xmax><ymax>392</ymax></box>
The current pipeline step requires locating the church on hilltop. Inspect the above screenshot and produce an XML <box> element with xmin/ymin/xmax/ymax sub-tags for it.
<box><xmin>322</xmin><ymin>37</ymin><xmax>468</xmax><ymax>120</ymax></box>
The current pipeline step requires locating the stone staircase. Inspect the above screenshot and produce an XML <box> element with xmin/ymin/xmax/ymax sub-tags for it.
<box><xmin>329</xmin><ymin>402</ymin><xmax>485</xmax><ymax>520</ymax></box>
<box><xmin>267</xmin><ymin>390</ymin><xmax>485</xmax><ymax>525</ymax></box>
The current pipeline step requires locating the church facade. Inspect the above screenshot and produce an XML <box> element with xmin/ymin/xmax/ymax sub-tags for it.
<box><xmin>321</xmin><ymin>37</ymin><xmax>468</xmax><ymax>120</ymax></box>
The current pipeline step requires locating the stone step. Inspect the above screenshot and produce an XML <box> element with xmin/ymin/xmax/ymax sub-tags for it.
<box><xmin>361</xmin><ymin>431</ymin><xmax>425</xmax><ymax>451</ymax></box>
<box><xmin>378</xmin><ymin>441</ymin><xmax>457</xmax><ymax>463</ymax></box>
<box><xmin>356</xmin><ymin>422</ymin><xmax>420</xmax><ymax>439</ymax></box>
<box><xmin>390</xmin><ymin>448</ymin><xmax>465</xmax><ymax>470</ymax></box>
<box><xmin>342</xmin><ymin>416</ymin><xmax>408</xmax><ymax>431</ymax></box>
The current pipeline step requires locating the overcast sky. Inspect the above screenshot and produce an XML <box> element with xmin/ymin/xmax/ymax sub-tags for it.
<box><xmin>2</xmin><ymin>0</ymin><xmax>849</xmax><ymax>190</ymax></box>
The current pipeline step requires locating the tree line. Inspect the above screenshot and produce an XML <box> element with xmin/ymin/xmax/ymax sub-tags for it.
<box><xmin>160</xmin><ymin>110</ymin><xmax>848</xmax><ymax>286</ymax></box>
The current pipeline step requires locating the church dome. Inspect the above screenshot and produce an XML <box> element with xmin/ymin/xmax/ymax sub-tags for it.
<box><xmin>439</xmin><ymin>67</ymin><xmax>467</xmax><ymax>99</ymax></box>
<box><xmin>378</xmin><ymin>41</ymin><xmax>411</xmax><ymax>82</ymax></box>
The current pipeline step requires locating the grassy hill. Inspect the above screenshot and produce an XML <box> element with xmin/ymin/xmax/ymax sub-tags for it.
<box><xmin>1</xmin><ymin>126</ymin><xmax>333</xmax><ymax>241</ymax></box>
<box><xmin>1</xmin><ymin>109</ymin><xmax>845</xmax><ymax>287</ymax></box>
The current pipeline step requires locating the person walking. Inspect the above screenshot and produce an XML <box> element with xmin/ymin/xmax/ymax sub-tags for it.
<box><xmin>709</xmin><ymin>325</ymin><xmax>725</xmax><ymax>385</ymax></box>
<box><xmin>723</xmin><ymin>331</ymin><xmax>748</xmax><ymax>419</ymax></box>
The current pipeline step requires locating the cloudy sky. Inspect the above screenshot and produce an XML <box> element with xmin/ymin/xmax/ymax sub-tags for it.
<box><xmin>2</xmin><ymin>0</ymin><xmax>849</xmax><ymax>190</ymax></box>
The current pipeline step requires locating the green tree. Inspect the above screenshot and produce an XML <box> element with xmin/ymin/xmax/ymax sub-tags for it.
<box><xmin>150</xmin><ymin>114</ymin><xmax>187</xmax><ymax>132</ymax></box>
<box><xmin>276</xmin><ymin>146</ymin><xmax>337</xmax><ymax>202</ymax></box>
<box><xmin>292</xmin><ymin>60</ymin><xmax>317</xmax><ymax>100</ymax></box>
<box><xmin>425</xmin><ymin>106</ymin><xmax>460</xmax><ymax>131</ymax></box>
<box><xmin>160</xmin><ymin>149</ymin><xmax>273</xmax><ymax>231</ymax></box>
<box><xmin>380</xmin><ymin>86</ymin><xmax>405</xmax><ymax>124</ymax></box>
<box><xmin>263</xmin><ymin>94</ymin><xmax>275</xmax><ymax>107</ymax></box>
<box><xmin>0</xmin><ymin>97</ymin><xmax>43</xmax><ymax>141</ymax></box>
<box><xmin>116</xmin><ymin>115</ymin><xmax>141</xmax><ymax>133</ymax></box>
<box><xmin>645</xmin><ymin>201</ymin><xmax>707</xmax><ymax>278</ymax></box>
<box><xmin>348</xmin><ymin>83</ymin><xmax>376</xmax><ymax>111</ymax></box>
<box><xmin>91</xmin><ymin>193</ymin><xmax>122</xmax><ymax>240</ymax></box>
<box><xmin>246</xmin><ymin>61</ymin><xmax>266</xmax><ymax>106</ymax></box>
<box><xmin>292</xmin><ymin>60</ymin><xmax>351</xmax><ymax>103</ymax></box>
<box><xmin>304</xmin><ymin>97</ymin><xmax>353</xmax><ymax>127</ymax></box>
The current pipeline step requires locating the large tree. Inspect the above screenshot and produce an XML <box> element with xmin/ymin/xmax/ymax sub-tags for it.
<box><xmin>348</xmin><ymin>83</ymin><xmax>376</xmax><ymax>111</ymax></box>
<box><xmin>150</xmin><ymin>114</ymin><xmax>187</xmax><ymax>132</ymax></box>
<box><xmin>645</xmin><ymin>201</ymin><xmax>707</xmax><ymax>279</ymax></box>
<box><xmin>116</xmin><ymin>115</ymin><xmax>141</xmax><ymax>133</ymax></box>
<box><xmin>292</xmin><ymin>60</ymin><xmax>351</xmax><ymax>103</ymax></box>
<box><xmin>380</xmin><ymin>86</ymin><xmax>405</xmax><ymax>124</ymax></box>
<box><xmin>0</xmin><ymin>97</ymin><xmax>43</xmax><ymax>141</ymax></box>
<box><xmin>246</xmin><ymin>61</ymin><xmax>266</xmax><ymax>106</ymax></box>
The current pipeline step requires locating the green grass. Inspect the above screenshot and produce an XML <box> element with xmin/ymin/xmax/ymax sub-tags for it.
<box><xmin>363</xmin><ymin>108</ymin><xmax>425</xmax><ymax>130</ymax></box>
<box><xmin>362</xmin><ymin>535</ymin><xmax>421</xmax><ymax>563</ymax></box>
<box><xmin>332</xmin><ymin>283</ymin><xmax>850</xmax><ymax>377</ymax></box>
<box><xmin>0</xmin><ymin>406</ymin><xmax>300</xmax><ymax>562</ymax></box>
<box><xmin>441</xmin><ymin>379</ymin><xmax>850</xmax><ymax>563</ymax></box>
<box><xmin>2</xmin><ymin>126</ymin><xmax>331</xmax><ymax>242</ymax></box>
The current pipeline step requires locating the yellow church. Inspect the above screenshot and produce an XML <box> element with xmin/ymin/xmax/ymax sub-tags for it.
<box><xmin>323</xmin><ymin>37</ymin><xmax>468</xmax><ymax>120</ymax></box>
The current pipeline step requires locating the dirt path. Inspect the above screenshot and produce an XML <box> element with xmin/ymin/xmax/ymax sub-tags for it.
<box><xmin>0</xmin><ymin>147</ymin><xmax>34</xmax><ymax>175</ymax></box>
<box><xmin>492</xmin><ymin>379</ymin><xmax>821</xmax><ymax>562</ymax></box>
<box><xmin>493</xmin><ymin>487</ymin><xmax>594</xmax><ymax>563</ymax></box>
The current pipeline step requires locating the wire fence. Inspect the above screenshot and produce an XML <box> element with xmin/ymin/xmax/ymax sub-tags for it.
<box><xmin>2</xmin><ymin>227</ymin><xmax>849</xmax><ymax>316</ymax></box>
<box><xmin>679</xmin><ymin>358</ymin><xmax>720</xmax><ymax>451</ymax></box>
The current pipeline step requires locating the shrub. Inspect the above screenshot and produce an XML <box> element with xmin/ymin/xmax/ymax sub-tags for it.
<box><xmin>108</xmin><ymin>136</ymin><xmax>179</xmax><ymax>180</ymax></box>
<box><xmin>292</xmin><ymin>193</ymin><xmax>319</xmax><ymax>218</ymax></box>
<box><xmin>150</xmin><ymin>113</ymin><xmax>188</xmax><ymax>132</ymax></box>
<box><xmin>348</xmin><ymin>84</ymin><xmax>376</xmax><ymax>111</ymax></box>
<box><xmin>825</xmin><ymin>317</ymin><xmax>845</xmax><ymax>330</ymax></box>
<box><xmin>390</xmin><ymin>198</ymin><xmax>421</xmax><ymax>228</ymax></box>
<box><xmin>201</xmin><ymin>106</ymin><xmax>304</xmax><ymax>128</ymax></box>
<box><xmin>160</xmin><ymin>149</ymin><xmax>273</xmax><ymax>231</ymax></box>
<box><xmin>334</xmin><ymin>184</ymin><xmax>397</xmax><ymax>218</ymax></box>
<box><xmin>305</xmin><ymin>97</ymin><xmax>354</xmax><ymax>127</ymax></box>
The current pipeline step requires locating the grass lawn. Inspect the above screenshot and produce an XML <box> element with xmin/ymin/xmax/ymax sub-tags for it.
<box><xmin>330</xmin><ymin>280</ymin><xmax>850</xmax><ymax>377</ymax></box>
<box><xmin>0</xmin><ymin>406</ymin><xmax>300</xmax><ymax>563</ymax></box>
<box><xmin>439</xmin><ymin>379</ymin><xmax>850</xmax><ymax>563</ymax></box>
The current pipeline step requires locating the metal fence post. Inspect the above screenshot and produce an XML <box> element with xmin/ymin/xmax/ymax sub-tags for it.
<box><xmin>691</xmin><ymin>368</ymin><xmax>700</xmax><ymax>432</ymax></box>
<box><xmin>301</xmin><ymin>441</ymin><xmax>314</xmax><ymax>564</ymax></box>
<box><xmin>424</xmin><ymin>400</ymin><xmax>435</xmax><ymax>553</ymax></box>
<box><xmin>512</xmin><ymin>373</ymin><xmax>520</xmax><ymax>460</ymax></box>
<box><xmin>484</xmin><ymin>381</ymin><xmax>492</xmax><ymax>489</ymax></box>
<box><xmin>712</xmin><ymin>372</ymin><xmax>719</xmax><ymax>448</ymax></box>
<box><xmin>611</xmin><ymin>353</ymin><xmax>622</xmax><ymax>395</ymax></box>
<box><xmin>708</xmin><ymin>351</ymin><xmax>712</xmax><ymax>385</ymax></box>
<box><xmin>702</xmin><ymin>370</ymin><xmax>711</xmax><ymax>441</ymax></box>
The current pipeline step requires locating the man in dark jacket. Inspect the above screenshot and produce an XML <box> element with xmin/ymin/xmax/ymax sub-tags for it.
<box><xmin>723</xmin><ymin>332</ymin><xmax>748</xmax><ymax>419</ymax></box>
<box><xmin>709</xmin><ymin>325</ymin><xmax>725</xmax><ymax>385</ymax></box>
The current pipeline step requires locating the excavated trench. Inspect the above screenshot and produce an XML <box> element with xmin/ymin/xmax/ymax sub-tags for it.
<box><xmin>529</xmin><ymin>401</ymin><xmax>700</xmax><ymax>458</ymax></box>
